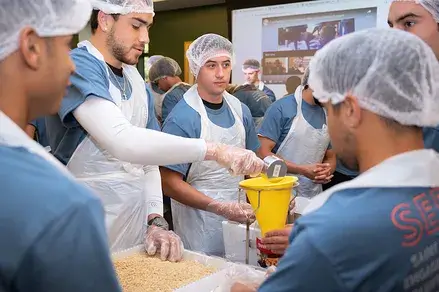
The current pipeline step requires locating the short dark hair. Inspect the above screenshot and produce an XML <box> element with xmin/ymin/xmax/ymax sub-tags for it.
<box><xmin>285</xmin><ymin>76</ymin><xmax>301</xmax><ymax>94</ymax></box>
<box><xmin>90</xmin><ymin>10</ymin><xmax>120</xmax><ymax>34</ymax></box>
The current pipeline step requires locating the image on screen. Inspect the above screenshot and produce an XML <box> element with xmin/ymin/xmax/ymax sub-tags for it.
<box><xmin>261</xmin><ymin>7</ymin><xmax>377</xmax><ymax>84</ymax></box>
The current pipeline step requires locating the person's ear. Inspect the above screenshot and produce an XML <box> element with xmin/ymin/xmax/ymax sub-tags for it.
<box><xmin>343</xmin><ymin>95</ymin><xmax>361</xmax><ymax>128</ymax></box>
<box><xmin>18</xmin><ymin>27</ymin><xmax>45</xmax><ymax>71</ymax></box>
<box><xmin>98</xmin><ymin>11</ymin><xmax>114</xmax><ymax>32</ymax></box>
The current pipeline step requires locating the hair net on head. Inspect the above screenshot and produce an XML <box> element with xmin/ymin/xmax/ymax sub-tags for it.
<box><xmin>308</xmin><ymin>27</ymin><xmax>439</xmax><ymax>127</ymax></box>
<box><xmin>186</xmin><ymin>33</ymin><xmax>234</xmax><ymax>77</ymax></box>
<box><xmin>91</xmin><ymin>0</ymin><xmax>154</xmax><ymax>15</ymax></box>
<box><xmin>149</xmin><ymin>57</ymin><xmax>182</xmax><ymax>82</ymax></box>
<box><xmin>392</xmin><ymin>0</ymin><xmax>439</xmax><ymax>22</ymax></box>
<box><xmin>0</xmin><ymin>0</ymin><xmax>92</xmax><ymax>62</ymax></box>
<box><xmin>301</xmin><ymin>67</ymin><xmax>310</xmax><ymax>87</ymax></box>
<box><xmin>146</xmin><ymin>55</ymin><xmax>163</xmax><ymax>72</ymax></box>
<box><xmin>242</xmin><ymin>59</ymin><xmax>261</xmax><ymax>73</ymax></box>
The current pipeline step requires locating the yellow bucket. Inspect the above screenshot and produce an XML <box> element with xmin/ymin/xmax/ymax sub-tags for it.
<box><xmin>239</xmin><ymin>176</ymin><xmax>297</xmax><ymax>236</ymax></box>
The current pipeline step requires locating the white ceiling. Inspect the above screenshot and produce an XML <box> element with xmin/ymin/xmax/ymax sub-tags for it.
<box><xmin>154</xmin><ymin>0</ymin><xmax>225</xmax><ymax>11</ymax></box>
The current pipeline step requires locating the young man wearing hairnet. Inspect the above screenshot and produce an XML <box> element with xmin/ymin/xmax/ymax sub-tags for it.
<box><xmin>0</xmin><ymin>0</ymin><xmax>121</xmax><ymax>291</ymax></box>
<box><xmin>243</xmin><ymin>59</ymin><xmax>277</xmax><ymax>103</ymax></box>
<box><xmin>45</xmin><ymin>0</ymin><xmax>264</xmax><ymax>258</ymax></box>
<box><xmin>145</xmin><ymin>54</ymin><xmax>166</xmax><ymax>119</ymax></box>
<box><xmin>388</xmin><ymin>0</ymin><xmax>439</xmax><ymax>154</ymax></box>
<box><xmin>160</xmin><ymin>34</ymin><xmax>260</xmax><ymax>257</ymax></box>
<box><xmin>258</xmin><ymin>68</ymin><xmax>336</xmax><ymax>199</ymax></box>
<box><xmin>149</xmin><ymin>56</ymin><xmax>191</xmax><ymax>122</ymax></box>
<box><xmin>230</xmin><ymin>28</ymin><xmax>439</xmax><ymax>292</ymax></box>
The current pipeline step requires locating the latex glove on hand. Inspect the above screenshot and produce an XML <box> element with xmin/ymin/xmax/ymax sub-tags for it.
<box><xmin>206</xmin><ymin>201</ymin><xmax>256</xmax><ymax>224</ymax></box>
<box><xmin>205</xmin><ymin>142</ymin><xmax>264</xmax><ymax>176</ymax></box>
<box><xmin>231</xmin><ymin>282</ymin><xmax>259</xmax><ymax>292</ymax></box>
<box><xmin>144</xmin><ymin>225</ymin><xmax>183</xmax><ymax>262</ymax></box>
<box><xmin>300</xmin><ymin>163</ymin><xmax>330</xmax><ymax>181</ymax></box>
<box><xmin>260</xmin><ymin>224</ymin><xmax>293</xmax><ymax>255</ymax></box>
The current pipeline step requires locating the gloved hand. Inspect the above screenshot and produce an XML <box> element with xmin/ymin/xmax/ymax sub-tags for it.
<box><xmin>206</xmin><ymin>201</ymin><xmax>256</xmax><ymax>224</ymax></box>
<box><xmin>205</xmin><ymin>142</ymin><xmax>264</xmax><ymax>176</ymax></box>
<box><xmin>144</xmin><ymin>225</ymin><xmax>183</xmax><ymax>262</ymax></box>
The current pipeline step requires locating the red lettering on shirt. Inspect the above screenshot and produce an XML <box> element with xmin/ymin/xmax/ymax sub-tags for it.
<box><xmin>430</xmin><ymin>188</ymin><xmax>439</xmax><ymax>207</ymax></box>
<box><xmin>414</xmin><ymin>193</ymin><xmax>439</xmax><ymax>235</ymax></box>
<box><xmin>391</xmin><ymin>203</ymin><xmax>423</xmax><ymax>247</ymax></box>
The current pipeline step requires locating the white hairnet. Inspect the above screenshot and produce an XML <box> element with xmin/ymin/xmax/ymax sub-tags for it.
<box><xmin>242</xmin><ymin>59</ymin><xmax>261</xmax><ymax>73</ymax></box>
<box><xmin>186</xmin><ymin>33</ymin><xmax>234</xmax><ymax>77</ymax></box>
<box><xmin>392</xmin><ymin>0</ymin><xmax>439</xmax><ymax>22</ymax></box>
<box><xmin>301</xmin><ymin>67</ymin><xmax>310</xmax><ymax>86</ymax></box>
<box><xmin>91</xmin><ymin>0</ymin><xmax>154</xmax><ymax>15</ymax></box>
<box><xmin>0</xmin><ymin>0</ymin><xmax>92</xmax><ymax>62</ymax></box>
<box><xmin>149</xmin><ymin>57</ymin><xmax>181</xmax><ymax>82</ymax></box>
<box><xmin>146</xmin><ymin>55</ymin><xmax>163</xmax><ymax>74</ymax></box>
<box><xmin>308</xmin><ymin>28</ymin><xmax>439</xmax><ymax>127</ymax></box>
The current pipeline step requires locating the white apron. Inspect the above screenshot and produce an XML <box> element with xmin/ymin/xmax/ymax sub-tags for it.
<box><xmin>0</xmin><ymin>112</ymin><xmax>70</xmax><ymax>176</ymax></box>
<box><xmin>171</xmin><ymin>85</ymin><xmax>246</xmax><ymax>256</ymax></box>
<box><xmin>257</xmin><ymin>81</ymin><xmax>265</xmax><ymax>92</ymax></box>
<box><xmin>276</xmin><ymin>86</ymin><xmax>330</xmax><ymax>198</ymax></box>
<box><xmin>303</xmin><ymin>149</ymin><xmax>439</xmax><ymax>215</ymax></box>
<box><xmin>67</xmin><ymin>41</ymin><xmax>151</xmax><ymax>252</ymax></box>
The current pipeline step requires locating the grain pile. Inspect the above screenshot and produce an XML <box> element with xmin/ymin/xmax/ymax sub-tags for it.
<box><xmin>114</xmin><ymin>253</ymin><xmax>217</xmax><ymax>292</ymax></box>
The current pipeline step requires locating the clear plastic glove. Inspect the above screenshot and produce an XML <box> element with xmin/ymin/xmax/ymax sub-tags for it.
<box><xmin>214</xmin><ymin>264</ymin><xmax>265</xmax><ymax>292</ymax></box>
<box><xmin>144</xmin><ymin>225</ymin><xmax>183</xmax><ymax>262</ymax></box>
<box><xmin>205</xmin><ymin>142</ymin><xmax>264</xmax><ymax>176</ymax></box>
<box><xmin>206</xmin><ymin>201</ymin><xmax>256</xmax><ymax>224</ymax></box>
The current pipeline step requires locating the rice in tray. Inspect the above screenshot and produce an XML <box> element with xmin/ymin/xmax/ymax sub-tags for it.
<box><xmin>114</xmin><ymin>253</ymin><xmax>217</xmax><ymax>292</ymax></box>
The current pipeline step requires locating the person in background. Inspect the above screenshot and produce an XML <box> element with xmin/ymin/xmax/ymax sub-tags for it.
<box><xmin>285</xmin><ymin>76</ymin><xmax>301</xmax><ymax>95</ymax></box>
<box><xmin>160</xmin><ymin>34</ymin><xmax>260</xmax><ymax>257</ymax></box>
<box><xmin>258</xmin><ymin>67</ymin><xmax>335</xmax><ymax>199</ymax></box>
<box><xmin>323</xmin><ymin>159</ymin><xmax>358</xmax><ymax>190</ymax></box>
<box><xmin>226</xmin><ymin>84</ymin><xmax>272</xmax><ymax>129</ymax></box>
<box><xmin>25</xmin><ymin>117</ymin><xmax>50</xmax><ymax>148</ymax></box>
<box><xmin>0</xmin><ymin>0</ymin><xmax>122</xmax><ymax>291</ymax></box>
<box><xmin>145</xmin><ymin>54</ymin><xmax>165</xmax><ymax>118</ymax></box>
<box><xmin>388</xmin><ymin>0</ymin><xmax>439</xmax><ymax>153</ymax></box>
<box><xmin>232</xmin><ymin>28</ymin><xmax>439</xmax><ymax>292</ymax></box>
<box><xmin>243</xmin><ymin>59</ymin><xmax>276</xmax><ymax>102</ymax></box>
<box><xmin>149</xmin><ymin>57</ymin><xmax>191</xmax><ymax>123</ymax></box>
<box><xmin>45</xmin><ymin>0</ymin><xmax>264</xmax><ymax>256</ymax></box>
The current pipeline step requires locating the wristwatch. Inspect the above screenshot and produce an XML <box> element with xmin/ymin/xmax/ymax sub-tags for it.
<box><xmin>147</xmin><ymin>216</ymin><xmax>169</xmax><ymax>231</ymax></box>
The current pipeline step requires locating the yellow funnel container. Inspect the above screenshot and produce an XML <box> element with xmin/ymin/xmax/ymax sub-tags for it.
<box><xmin>239</xmin><ymin>176</ymin><xmax>297</xmax><ymax>236</ymax></box>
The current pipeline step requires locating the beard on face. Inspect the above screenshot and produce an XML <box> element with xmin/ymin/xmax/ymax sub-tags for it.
<box><xmin>106</xmin><ymin>29</ymin><xmax>138</xmax><ymax>65</ymax></box>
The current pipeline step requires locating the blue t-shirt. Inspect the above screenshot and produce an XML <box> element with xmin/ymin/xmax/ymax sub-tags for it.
<box><xmin>162</xmin><ymin>98</ymin><xmax>260</xmax><ymax>177</ymax></box>
<box><xmin>233</xmin><ymin>89</ymin><xmax>272</xmax><ymax>118</ymax></box>
<box><xmin>259</xmin><ymin>186</ymin><xmax>439</xmax><ymax>292</ymax></box>
<box><xmin>46</xmin><ymin>47</ymin><xmax>160</xmax><ymax>165</ymax></box>
<box><xmin>424</xmin><ymin>126</ymin><xmax>439</xmax><ymax>152</ymax></box>
<box><xmin>29</xmin><ymin>117</ymin><xmax>49</xmax><ymax>147</ymax></box>
<box><xmin>262</xmin><ymin>85</ymin><xmax>276</xmax><ymax>103</ymax></box>
<box><xmin>259</xmin><ymin>94</ymin><xmax>328</xmax><ymax>153</ymax></box>
<box><xmin>336</xmin><ymin>159</ymin><xmax>358</xmax><ymax>177</ymax></box>
<box><xmin>162</xmin><ymin>83</ymin><xmax>191</xmax><ymax>122</ymax></box>
<box><xmin>0</xmin><ymin>145</ymin><xmax>121</xmax><ymax>292</ymax></box>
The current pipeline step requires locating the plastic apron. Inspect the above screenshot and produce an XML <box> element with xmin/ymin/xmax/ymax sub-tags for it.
<box><xmin>303</xmin><ymin>149</ymin><xmax>439</xmax><ymax>215</ymax></box>
<box><xmin>67</xmin><ymin>40</ymin><xmax>150</xmax><ymax>253</ymax></box>
<box><xmin>171</xmin><ymin>85</ymin><xmax>246</xmax><ymax>256</ymax></box>
<box><xmin>276</xmin><ymin>86</ymin><xmax>330</xmax><ymax>198</ymax></box>
<box><xmin>0</xmin><ymin>111</ymin><xmax>71</xmax><ymax>176</ymax></box>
